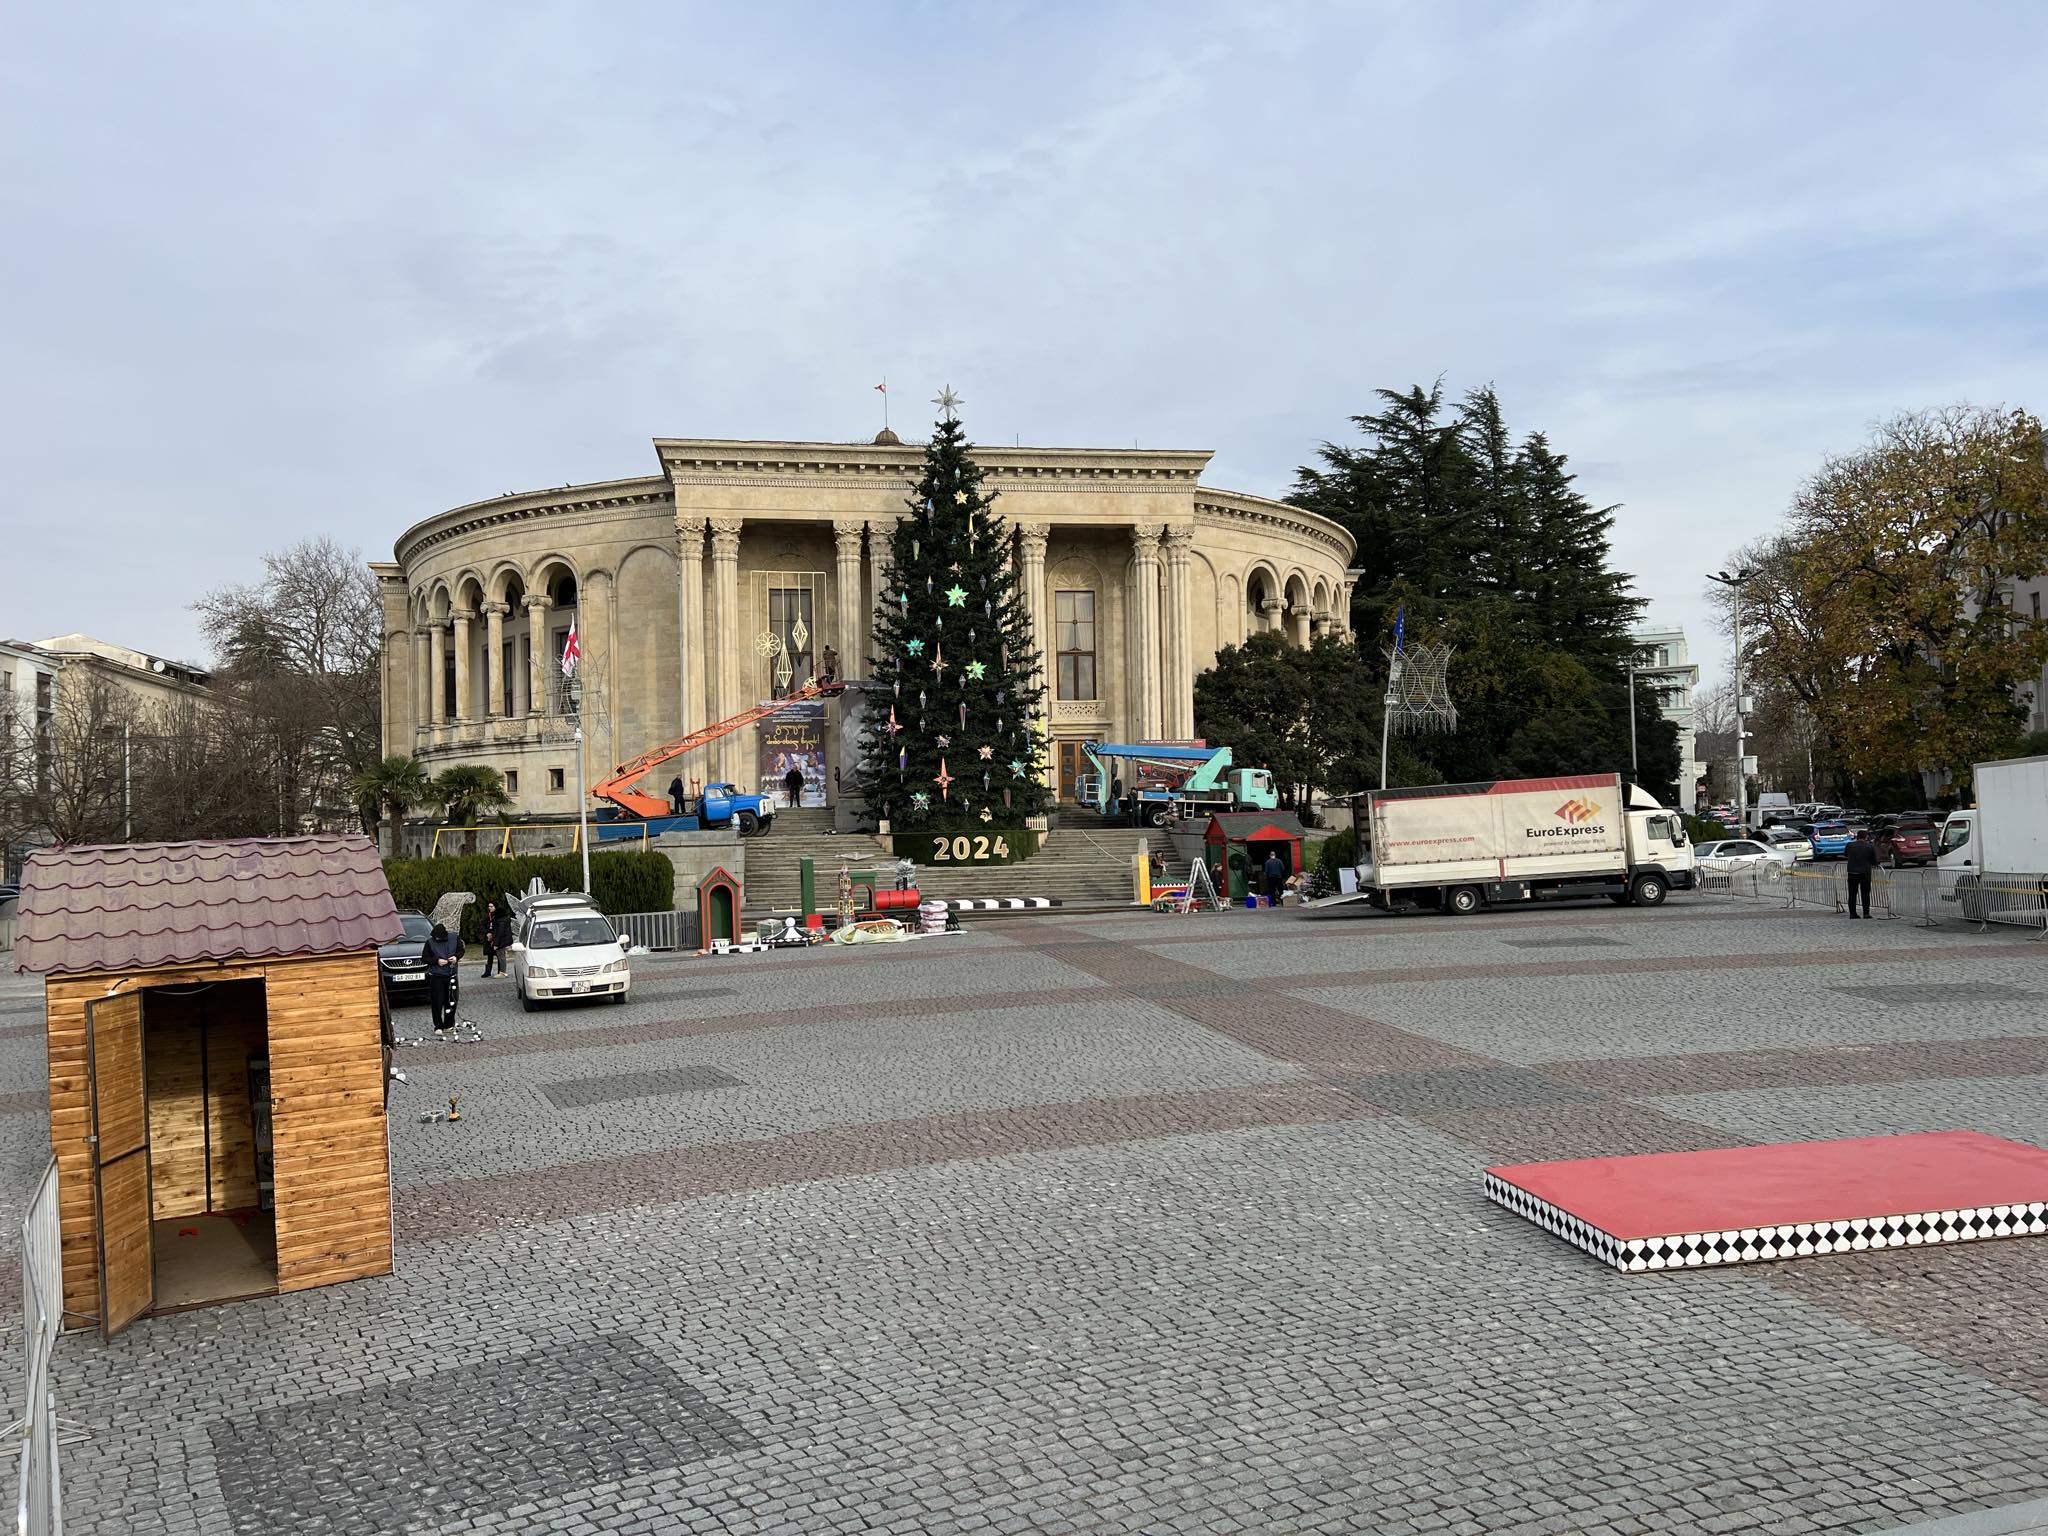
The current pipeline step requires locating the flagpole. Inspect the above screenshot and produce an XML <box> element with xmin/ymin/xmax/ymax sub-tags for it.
<box><xmin>1380</xmin><ymin>608</ymin><xmax>1406</xmax><ymax>790</ymax></box>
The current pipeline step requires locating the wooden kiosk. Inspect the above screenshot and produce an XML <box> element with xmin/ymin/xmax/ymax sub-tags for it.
<box><xmin>1202</xmin><ymin>811</ymin><xmax>1306</xmax><ymax>902</ymax></box>
<box><xmin>13</xmin><ymin>835</ymin><xmax>403</xmax><ymax>1337</ymax></box>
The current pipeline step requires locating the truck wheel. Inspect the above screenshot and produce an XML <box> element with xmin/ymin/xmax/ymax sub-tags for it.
<box><xmin>1447</xmin><ymin>885</ymin><xmax>1482</xmax><ymax>916</ymax></box>
<box><xmin>1147</xmin><ymin>807</ymin><xmax>1172</xmax><ymax>828</ymax></box>
<box><xmin>1631</xmin><ymin>874</ymin><xmax>1668</xmax><ymax>907</ymax></box>
<box><xmin>736</xmin><ymin>810</ymin><xmax>760</xmax><ymax>837</ymax></box>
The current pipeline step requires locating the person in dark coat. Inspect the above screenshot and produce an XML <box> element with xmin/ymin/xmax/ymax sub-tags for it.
<box><xmin>1844</xmin><ymin>829</ymin><xmax>1878</xmax><ymax>918</ymax></box>
<box><xmin>481</xmin><ymin>901</ymin><xmax>513</xmax><ymax>975</ymax></box>
<box><xmin>668</xmin><ymin>776</ymin><xmax>687</xmax><ymax>816</ymax></box>
<box><xmin>1262</xmin><ymin>850</ymin><xmax>1286</xmax><ymax>904</ymax></box>
<box><xmin>421</xmin><ymin>922</ymin><xmax>464</xmax><ymax>1033</ymax></box>
<box><xmin>784</xmin><ymin>764</ymin><xmax>805</xmax><ymax>807</ymax></box>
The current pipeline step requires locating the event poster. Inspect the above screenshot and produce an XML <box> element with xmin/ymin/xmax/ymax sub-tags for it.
<box><xmin>757</xmin><ymin>700</ymin><xmax>827</xmax><ymax>808</ymax></box>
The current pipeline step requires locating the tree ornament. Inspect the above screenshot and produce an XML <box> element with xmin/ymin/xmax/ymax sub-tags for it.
<box><xmin>898</xmin><ymin>749</ymin><xmax>907</xmax><ymax>771</ymax></box>
<box><xmin>958</xmin><ymin>702</ymin><xmax>968</xmax><ymax>728</ymax></box>
<box><xmin>913</xmin><ymin>539</ymin><xmax>920</xmax><ymax>559</ymax></box>
<box><xmin>926</xmin><ymin>575</ymin><xmax>934</xmax><ymax>594</ymax></box>
<box><xmin>1010</xmin><ymin>758</ymin><xmax>1025</xmax><ymax>776</ymax></box>
<box><xmin>888</xmin><ymin>706</ymin><xmax>903</xmax><ymax>734</ymax></box>
<box><xmin>935</xmin><ymin>733</ymin><xmax>950</xmax><ymax>748</ymax></box>
<box><xmin>931</xmin><ymin>646</ymin><xmax>948</xmax><ymax>679</ymax></box>
<box><xmin>911</xmin><ymin>790</ymin><xmax>930</xmax><ymax>811</ymax></box>
<box><xmin>919</xmin><ymin>689</ymin><xmax>927</xmax><ymax>709</ymax></box>
<box><xmin>754</xmin><ymin>631</ymin><xmax>783</xmax><ymax>657</ymax></box>
<box><xmin>949</xmin><ymin>562</ymin><xmax>962</xmax><ymax>574</ymax></box>
<box><xmin>945</xmin><ymin>584</ymin><xmax>967</xmax><ymax>607</ymax></box>
<box><xmin>977</xmin><ymin>744</ymin><xmax>994</xmax><ymax>760</ymax></box>
<box><xmin>934</xmin><ymin>759</ymin><xmax>954</xmax><ymax>798</ymax></box>
<box><xmin>1004</xmin><ymin>788</ymin><xmax>1013</xmax><ymax>809</ymax></box>
<box><xmin>965</xmin><ymin>660</ymin><xmax>986</xmax><ymax>681</ymax></box>
<box><xmin>908</xmin><ymin>638</ymin><xmax>924</xmax><ymax>656</ymax></box>
<box><xmin>955</xmin><ymin>489</ymin><xmax>969</xmax><ymax>504</ymax></box>
<box><xmin>979</xmin><ymin>806</ymin><xmax>994</xmax><ymax>823</ymax></box>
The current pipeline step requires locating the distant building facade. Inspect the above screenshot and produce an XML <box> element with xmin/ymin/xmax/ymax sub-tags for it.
<box><xmin>376</xmin><ymin>434</ymin><xmax>1360</xmax><ymax>817</ymax></box>
<box><xmin>1632</xmin><ymin>626</ymin><xmax>1702</xmax><ymax>812</ymax></box>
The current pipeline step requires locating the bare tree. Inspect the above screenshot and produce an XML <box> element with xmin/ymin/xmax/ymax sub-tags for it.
<box><xmin>16</xmin><ymin>669</ymin><xmax>137</xmax><ymax>845</ymax></box>
<box><xmin>196</xmin><ymin>538</ymin><xmax>382</xmax><ymax>833</ymax></box>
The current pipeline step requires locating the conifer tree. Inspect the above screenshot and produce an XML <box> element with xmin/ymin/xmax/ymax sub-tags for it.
<box><xmin>855</xmin><ymin>399</ymin><xmax>1048</xmax><ymax>831</ymax></box>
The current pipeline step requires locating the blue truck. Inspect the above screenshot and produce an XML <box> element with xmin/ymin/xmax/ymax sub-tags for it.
<box><xmin>593</xmin><ymin>782</ymin><xmax>774</xmax><ymax>842</ymax></box>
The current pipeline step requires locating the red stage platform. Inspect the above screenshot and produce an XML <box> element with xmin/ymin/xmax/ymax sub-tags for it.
<box><xmin>1486</xmin><ymin>1131</ymin><xmax>2048</xmax><ymax>1272</ymax></box>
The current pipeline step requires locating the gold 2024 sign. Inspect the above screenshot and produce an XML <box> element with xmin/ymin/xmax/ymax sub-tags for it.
<box><xmin>930</xmin><ymin>834</ymin><xmax>1012</xmax><ymax>863</ymax></box>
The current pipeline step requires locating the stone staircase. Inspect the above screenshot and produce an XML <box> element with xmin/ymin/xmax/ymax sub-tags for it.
<box><xmin>742</xmin><ymin>808</ymin><xmax>1148</xmax><ymax>914</ymax></box>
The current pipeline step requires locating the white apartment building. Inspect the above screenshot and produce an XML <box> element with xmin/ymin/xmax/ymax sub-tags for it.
<box><xmin>0</xmin><ymin>639</ymin><xmax>60</xmax><ymax>799</ymax></box>
<box><xmin>1632</xmin><ymin>626</ymin><xmax>1702</xmax><ymax>812</ymax></box>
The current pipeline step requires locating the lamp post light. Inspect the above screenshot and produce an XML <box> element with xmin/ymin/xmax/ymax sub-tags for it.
<box><xmin>1626</xmin><ymin>666</ymin><xmax>1642</xmax><ymax>788</ymax></box>
<box><xmin>1706</xmin><ymin>568</ymin><xmax>1754</xmax><ymax>832</ymax></box>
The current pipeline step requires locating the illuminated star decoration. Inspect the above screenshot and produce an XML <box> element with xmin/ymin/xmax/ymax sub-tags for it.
<box><xmin>931</xmin><ymin>647</ymin><xmax>948</xmax><ymax>678</ymax></box>
<box><xmin>935</xmin><ymin>734</ymin><xmax>950</xmax><ymax>748</ymax></box>
<box><xmin>948</xmin><ymin>562</ymin><xmax>962</xmax><ymax>574</ymax></box>
<box><xmin>906</xmin><ymin>637</ymin><xmax>925</xmax><ymax>656</ymax></box>
<box><xmin>979</xmin><ymin>807</ymin><xmax>994</xmax><ymax>823</ymax></box>
<box><xmin>933</xmin><ymin>759</ymin><xmax>954</xmax><ymax>798</ymax></box>
<box><xmin>1010</xmin><ymin>758</ymin><xmax>1026</xmax><ymax>775</ymax></box>
<box><xmin>933</xmin><ymin>384</ymin><xmax>962</xmax><ymax>419</ymax></box>
<box><xmin>888</xmin><ymin>706</ymin><xmax>903</xmax><ymax>734</ymax></box>
<box><xmin>910</xmin><ymin>791</ymin><xmax>931</xmax><ymax>811</ymax></box>
<box><xmin>945</xmin><ymin>584</ymin><xmax>967</xmax><ymax>607</ymax></box>
<box><xmin>954</xmin><ymin>489</ymin><xmax>969</xmax><ymax>505</ymax></box>
<box><xmin>978</xmin><ymin>744</ymin><xmax>994</xmax><ymax>760</ymax></box>
<box><xmin>964</xmin><ymin>660</ymin><xmax>986</xmax><ymax>680</ymax></box>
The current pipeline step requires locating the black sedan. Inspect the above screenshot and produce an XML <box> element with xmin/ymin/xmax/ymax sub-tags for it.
<box><xmin>378</xmin><ymin>911</ymin><xmax>436</xmax><ymax>1003</ymax></box>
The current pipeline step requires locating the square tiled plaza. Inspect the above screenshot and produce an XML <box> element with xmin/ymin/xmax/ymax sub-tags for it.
<box><xmin>9</xmin><ymin>893</ymin><xmax>2048</xmax><ymax>1534</ymax></box>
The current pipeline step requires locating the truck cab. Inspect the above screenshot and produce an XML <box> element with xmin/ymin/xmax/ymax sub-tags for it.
<box><xmin>1625</xmin><ymin>805</ymin><xmax>1696</xmax><ymax>896</ymax></box>
<box><xmin>1936</xmin><ymin>809</ymin><xmax>1975</xmax><ymax>900</ymax></box>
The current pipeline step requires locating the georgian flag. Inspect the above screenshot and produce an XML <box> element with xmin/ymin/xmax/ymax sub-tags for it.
<box><xmin>560</xmin><ymin>620</ymin><xmax>581</xmax><ymax>677</ymax></box>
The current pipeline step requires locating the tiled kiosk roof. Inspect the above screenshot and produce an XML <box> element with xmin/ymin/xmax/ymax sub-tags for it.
<box><xmin>13</xmin><ymin>835</ymin><xmax>402</xmax><ymax>976</ymax></box>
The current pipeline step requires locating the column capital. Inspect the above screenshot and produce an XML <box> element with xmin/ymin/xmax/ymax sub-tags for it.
<box><xmin>1017</xmin><ymin>521</ymin><xmax>1050</xmax><ymax>554</ymax></box>
<box><xmin>709</xmin><ymin>517</ymin><xmax>743</xmax><ymax>557</ymax></box>
<box><xmin>413</xmin><ymin>622</ymin><xmax>435</xmax><ymax>638</ymax></box>
<box><xmin>479</xmin><ymin>599</ymin><xmax>509</xmax><ymax>618</ymax></box>
<box><xmin>832</xmin><ymin>518</ymin><xmax>866</xmax><ymax>552</ymax></box>
<box><xmin>1132</xmin><ymin>525</ymin><xmax>1164</xmax><ymax>560</ymax></box>
<box><xmin>451</xmin><ymin>607</ymin><xmax>476</xmax><ymax>625</ymax></box>
<box><xmin>523</xmin><ymin>593</ymin><xmax>552</xmax><ymax>615</ymax></box>
<box><xmin>674</xmin><ymin>510</ymin><xmax>708</xmax><ymax>536</ymax></box>
<box><xmin>1162</xmin><ymin>525</ymin><xmax>1195</xmax><ymax>557</ymax></box>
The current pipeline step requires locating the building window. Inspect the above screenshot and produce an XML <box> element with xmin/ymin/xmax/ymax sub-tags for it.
<box><xmin>767</xmin><ymin>586</ymin><xmax>815</xmax><ymax>697</ymax></box>
<box><xmin>504</xmin><ymin>770</ymin><xmax>519</xmax><ymax>795</ymax></box>
<box><xmin>547</xmin><ymin>768</ymin><xmax>565</xmax><ymax>793</ymax></box>
<box><xmin>1055</xmin><ymin>590</ymin><xmax>1096</xmax><ymax>701</ymax></box>
<box><xmin>2033</xmin><ymin>592</ymin><xmax>2042</xmax><ymax>621</ymax></box>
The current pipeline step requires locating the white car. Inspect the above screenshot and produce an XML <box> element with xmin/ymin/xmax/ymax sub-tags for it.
<box><xmin>510</xmin><ymin>897</ymin><xmax>633</xmax><ymax>1010</ymax></box>
<box><xmin>1761</xmin><ymin>827</ymin><xmax>1815</xmax><ymax>862</ymax></box>
<box><xmin>1694</xmin><ymin>839</ymin><xmax>1793</xmax><ymax>877</ymax></box>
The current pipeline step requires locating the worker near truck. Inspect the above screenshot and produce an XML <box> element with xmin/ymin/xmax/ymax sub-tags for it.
<box><xmin>1845</xmin><ymin>830</ymin><xmax>1878</xmax><ymax>918</ymax></box>
<box><xmin>784</xmin><ymin>764</ymin><xmax>806</xmax><ymax>808</ymax></box>
<box><xmin>668</xmin><ymin>775</ymin><xmax>687</xmax><ymax>816</ymax></box>
<box><xmin>1262</xmin><ymin>850</ymin><xmax>1286</xmax><ymax>904</ymax></box>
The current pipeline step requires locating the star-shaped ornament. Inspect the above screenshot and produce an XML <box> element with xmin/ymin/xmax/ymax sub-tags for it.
<box><xmin>964</xmin><ymin>660</ymin><xmax>986</xmax><ymax>680</ymax></box>
<box><xmin>910</xmin><ymin>790</ymin><xmax>931</xmax><ymax>811</ymax></box>
<box><xmin>931</xmin><ymin>648</ymin><xmax>948</xmax><ymax>678</ymax></box>
<box><xmin>935</xmin><ymin>734</ymin><xmax>951</xmax><ymax>748</ymax></box>
<box><xmin>945</xmin><ymin>585</ymin><xmax>967</xmax><ymax>607</ymax></box>
<box><xmin>977</xmin><ymin>744</ymin><xmax>994</xmax><ymax>760</ymax></box>
<box><xmin>979</xmin><ymin>807</ymin><xmax>994</xmax><ymax>824</ymax></box>
<box><xmin>948</xmin><ymin>562</ymin><xmax>962</xmax><ymax>574</ymax></box>
<box><xmin>906</xmin><ymin>638</ymin><xmax>925</xmax><ymax>656</ymax></box>
<box><xmin>954</xmin><ymin>489</ymin><xmax>969</xmax><ymax>504</ymax></box>
<box><xmin>1009</xmin><ymin>758</ymin><xmax>1026</xmax><ymax>776</ymax></box>
<box><xmin>933</xmin><ymin>759</ymin><xmax>954</xmax><ymax>797</ymax></box>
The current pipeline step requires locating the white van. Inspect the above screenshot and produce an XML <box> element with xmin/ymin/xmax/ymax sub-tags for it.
<box><xmin>509</xmin><ymin>894</ymin><xmax>633</xmax><ymax>1010</ymax></box>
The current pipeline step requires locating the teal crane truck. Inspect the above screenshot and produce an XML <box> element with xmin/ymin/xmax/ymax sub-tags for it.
<box><xmin>1077</xmin><ymin>742</ymin><xmax>1279</xmax><ymax>826</ymax></box>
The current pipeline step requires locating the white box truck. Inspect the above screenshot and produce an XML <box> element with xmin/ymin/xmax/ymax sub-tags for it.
<box><xmin>1938</xmin><ymin>755</ymin><xmax>2048</xmax><ymax>903</ymax></box>
<box><xmin>1357</xmin><ymin>772</ymin><xmax>1696</xmax><ymax>915</ymax></box>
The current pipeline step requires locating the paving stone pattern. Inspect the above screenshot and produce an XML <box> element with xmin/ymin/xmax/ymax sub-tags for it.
<box><xmin>207</xmin><ymin>1334</ymin><xmax>755</xmax><ymax>1535</ymax></box>
<box><xmin>21</xmin><ymin>893</ymin><xmax>2048</xmax><ymax>1534</ymax></box>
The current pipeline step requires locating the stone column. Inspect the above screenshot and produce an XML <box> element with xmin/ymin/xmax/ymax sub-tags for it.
<box><xmin>451</xmin><ymin>608</ymin><xmax>474</xmax><ymax>722</ymax></box>
<box><xmin>481</xmin><ymin>601</ymin><xmax>508</xmax><ymax>719</ymax></box>
<box><xmin>676</xmin><ymin>515</ymin><xmax>707</xmax><ymax>741</ymax></box>
<box><xmin>1130</xmin><ymin>527</ymin><xmax>1163</xmax><ymax>741</ymax></box>
<box><xmin>1162</xmin><ymin>526</ymin><xmax>1194</xmax><ymax>739</ymax></box>
<box><xmin>429</xmin><ymin>621</ymin><xmax>449</xmax><ymax>726</ymax></box>
<box><xmin>1016</xmin><ymin>522</ymin><xmax>1049</xmax><ymax>693</ymax></box>
<box><xmin>832</xmin><ymin>519</ymin><xmax>865</xmax><ymax>682</ymax></box>
<box><xmin>413</xmin><ymin>623</ymin><xmax>433</xmax><ymax>738</ymax></box>
<box><xmin>523</xmin><ymin>594</ymin><xmax>550</xmax><ymax>716</ymax></box>
<box><xmin>709</xmin><ymin>518</ymin><xmax>744</xmax><ymax>784</ymax></box>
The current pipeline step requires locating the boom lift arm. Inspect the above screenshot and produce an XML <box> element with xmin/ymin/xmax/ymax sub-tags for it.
<box><xmin>592</xmin><ymin>679</ymin><xmax>845</xmax><ymax>818</ymax></box>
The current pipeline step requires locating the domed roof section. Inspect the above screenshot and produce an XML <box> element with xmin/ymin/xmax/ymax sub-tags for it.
<box><xmin>872</xmin><ymin>427</ymin><xmax>902</xmax><ymax>446</ymax></box>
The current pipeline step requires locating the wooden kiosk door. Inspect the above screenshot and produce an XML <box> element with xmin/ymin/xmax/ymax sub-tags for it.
<box><xmin>87</xmin><ymin>994</ymin><xmax>153</xmax><ymax>1338</ymax></box>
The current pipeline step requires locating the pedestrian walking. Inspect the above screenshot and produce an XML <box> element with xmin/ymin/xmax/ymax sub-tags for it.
<box><xmin>1262</xmin><ymin>850</ymin><xmax>1286</xmax><ymax>905</ymax></box>
<box><xmin>421</xmin><ymin>921</ymin><xmax>464</xmax><ymax>1034</ymax></box>
<box><xmin>784</xmin><ymin>764</ymin><xmax>805</xmax><ymax>808</ymax></box>
<box><xmin>481</xmin><ymin>901</ymin><xmax>513</xmax><ymax>975</ymax></box>
<box><xmin>1845</xmin><ymin>829</ymin><xmax>1878</xmax><ymax>919</ymax></box>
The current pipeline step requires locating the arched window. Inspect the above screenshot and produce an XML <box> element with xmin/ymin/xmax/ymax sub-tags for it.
<box><xmin>1055</xmin><ymin>590</ymin><xmax>1097</xmax><ymax>700</ymax></box>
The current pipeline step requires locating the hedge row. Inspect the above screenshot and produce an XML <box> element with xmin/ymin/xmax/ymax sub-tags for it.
<box><xmin>381</xmin><ymin>852</ymin><xmax>675</xmax><ymax>941</ymax></box>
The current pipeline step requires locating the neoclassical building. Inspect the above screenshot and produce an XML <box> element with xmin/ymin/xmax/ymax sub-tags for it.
<box><xmin>376</xmin><ymin>435</ymin><xmax>1358</xmax><ymax>816</ymax></box>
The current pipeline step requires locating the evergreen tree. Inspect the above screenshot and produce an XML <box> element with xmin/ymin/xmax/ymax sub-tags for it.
<box><xmin>856</xmin><ymin>405</ymin><xmax>1048</xmax><ymax>830</ymax></box>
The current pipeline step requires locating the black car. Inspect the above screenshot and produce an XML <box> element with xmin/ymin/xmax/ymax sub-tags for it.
<box><xmin>378</xmin><ymin>911</ymin><xmax>436</xmax><ymax>1002</ymax></box>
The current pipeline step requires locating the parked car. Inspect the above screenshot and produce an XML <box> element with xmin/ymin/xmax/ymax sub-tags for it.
<box><xmin>1761</xmin><ymin>827</ymin><xmax>1815</xmax><ymax>861</ymax></box>
<box><xmin>1808</xmin><ymin>820</ymin><xmax>1860</xmax><ymax>859</ymax></box>
<box><xmin>1874</xmin><ymin>818</ymin><xmax>1936</xmax><ymax>866</ymax></box>
<box><xmin>377</xmin><ymin>910</ymin><xmax>437</xmax><ymax>1003</ymax></box>
<box><xmin>510</xmin><ymin>894</ymin><xmax>633</xmax><ymax>1011</ymax></box>
<box><xmin>1695</xmin><ymin>839</ymin><xmax>1793</xmax><ymax>876</ymax></box>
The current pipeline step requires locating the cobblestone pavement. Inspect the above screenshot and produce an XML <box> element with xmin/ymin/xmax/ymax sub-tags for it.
<box><xmin>12</xmin><ymin>895</ymin><xmax>2048</xmax><ymax>1533</ymax></box>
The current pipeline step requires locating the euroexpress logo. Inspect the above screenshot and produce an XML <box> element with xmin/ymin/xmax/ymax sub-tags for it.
<box><xmin>1524</xmin><ymin>796</ymin><xmax>1606</xmax><ymax>838</ymax></box>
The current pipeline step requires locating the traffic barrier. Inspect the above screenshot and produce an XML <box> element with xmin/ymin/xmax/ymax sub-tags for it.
<box><xmin>10</xmin><ymin>1157</ymin><xmax>62</xmax><ymax>1536</ymax></box>
<box><xmin>1698</xmin><ymin>859</ymin><xmax>2048</xmax><ymax>935</ymax></box>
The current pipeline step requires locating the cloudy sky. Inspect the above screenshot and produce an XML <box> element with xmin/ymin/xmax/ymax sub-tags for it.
<box><xmin>6</xmin><ymin>2</ymin><xmax>2044</xmax><ymax>683</ymax></box>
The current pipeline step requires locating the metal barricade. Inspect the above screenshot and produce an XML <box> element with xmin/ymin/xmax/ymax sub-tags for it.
<box><xmin>1963</xmin><ymin>872</ymin><xmax>2048</xmax><ymax>938</ymax></box>
<box><xmin>13</xmin><ymin>1157</ymin><xmax>62</xmax><ymax>1536</ymax></box>
<box><xmin>610</xmin><ymin>910</ymin><xmax>699</xmax><ymax>952</ymax></box>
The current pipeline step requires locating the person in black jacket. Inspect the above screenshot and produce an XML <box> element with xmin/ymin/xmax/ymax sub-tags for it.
<box><xmin>421</xmin><ymin>922</ymin><xmax>464</xmax><ymax>1032</ymax></box>
<box><xmin>1844</xmin><ymin>830</ymin><xmax>1878</xmax><ymax>918</ymax></box>
<box><xmin>481</xmin><ymin>901</ymin><xmax>513</xmax><ymax>976</ymax></box>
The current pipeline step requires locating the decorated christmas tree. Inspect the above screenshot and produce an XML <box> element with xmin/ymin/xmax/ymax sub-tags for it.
<box><xmin>856</xmin><ymin>392</ymin><xmax>1048</xmax><ymax>834</ymax></box>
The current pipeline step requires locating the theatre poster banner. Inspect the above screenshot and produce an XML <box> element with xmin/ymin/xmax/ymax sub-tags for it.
<box><xmin>757</xmin><ymin>700</ymin><xmax>827</xmax><ymax>808</ymax></box>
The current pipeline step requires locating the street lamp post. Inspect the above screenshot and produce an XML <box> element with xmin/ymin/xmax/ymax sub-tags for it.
<box><xmin>1626</xmin><ymin>666</ymin><xmax>1640</xmax><ymax>787</ymax></box>
<box><xmin>1706</xmin><ymin>569</ymin><xmax>1753</xmax><ymax>832</ymax></box>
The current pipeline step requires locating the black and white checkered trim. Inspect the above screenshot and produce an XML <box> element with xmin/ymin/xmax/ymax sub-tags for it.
<box><xmin>1484</xmin><ymin>1172</ymin><xmax>2048</xmax><ymax>1273</ymax></box>
<box><xmin>934</xmin><ymin>897</ymin><xmax>1060</xmax><ymax>910</ymax></box>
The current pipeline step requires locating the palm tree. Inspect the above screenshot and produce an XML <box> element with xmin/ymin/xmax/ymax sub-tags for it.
<box><xmin>351</xmin><ymin>755</ymin><xmax>430</xmax><ymax>858</ymax></box>
<box><xmin>430</xmin><ymin>764</ymin><xmax>514</xmax><ymax>854</ymax></box>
